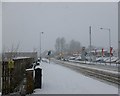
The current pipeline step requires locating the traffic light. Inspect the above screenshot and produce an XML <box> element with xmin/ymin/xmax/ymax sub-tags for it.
<box><xmin>48</xmin><ymin>50</ymin><xmax>51</xmax><ymax>56</ymax></box>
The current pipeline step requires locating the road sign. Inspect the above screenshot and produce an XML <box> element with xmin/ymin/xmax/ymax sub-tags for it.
<box><xmin>48</xmin><ymin>50</ymin><xmax>51</xmax><ymax>56</ymax></box>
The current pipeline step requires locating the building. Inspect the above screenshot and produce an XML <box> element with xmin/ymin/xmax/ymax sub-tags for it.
<box><xmin>2</xmin><ymin>52</ymin><xmax>37</xmax><ymax>61</ymax></box>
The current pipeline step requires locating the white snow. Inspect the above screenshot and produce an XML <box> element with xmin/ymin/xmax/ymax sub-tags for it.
<box><xmin>13</xmin><ymin>57</ymin><xmax>30</xmax><ymax>60</ymax></box>
<box><xmin>61</xmin><ymin>61</ymin><xmax>118</xmax><ymax>75</ymax></box>
<box><xmin>68</xmin><ymin>60</ymin><xmax>119</xmax><ymax>67</ymax></box>
<box><xmin>35</xmin><ymin>65</ymin><xmax>42</xmax><ymax>69</ymax></box>
<box><xmin>33</xmin><ymin>62</ymin><xmax>118</xmax><ymax>94</ymax></box>
<box><xmin>26</xmin><ymin>68</ymin><xmax>34</xmax><ymax>71</ymax></box>
<box><xmin>42</xmin><ymin>58</ymin><xmax>49</xmax><ymax>63</ymax></box>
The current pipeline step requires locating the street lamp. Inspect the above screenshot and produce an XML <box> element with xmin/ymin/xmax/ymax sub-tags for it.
<box><xmin>39</xmin><ymin>32</ymin><xmax>44</xmax><ymax>61</ymax></box>
<box><xmin>100</xmin><ymin>27</ymin><xmax>111</xmax><ymax>65</ymax></box>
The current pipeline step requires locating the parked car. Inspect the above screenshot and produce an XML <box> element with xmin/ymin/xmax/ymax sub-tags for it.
<box><xmin>105</xmin><ymin>57</ymin><xmax>118</xmax><ymax>63</ymax></box>
<box><xmin>75</xmin><ymin>56</ymin><xmax>82</xmax><ymax>61</ymax></box>
<box><xmin>102</xmin><ymin>57</ymin><xmax>109</xmax><ymax>62</ymax></box>
<box><xmin>65</xmin><ymin>56</ymin><xmax>75</xmax><ymax>62</ymax></box>
<box><xmin>116</xmin><ymin>59</ymin><xmax>120</xmax><ymax>64</ymax></box>
<box><xmin>42</xmin><ymin>58</ymin><xmax>49</xmax><ymax>63</ymax></box>
<box><xmin>96</xmin><ymin>57</ymin><xmax>104</xmax><ymax>63</ymax></box>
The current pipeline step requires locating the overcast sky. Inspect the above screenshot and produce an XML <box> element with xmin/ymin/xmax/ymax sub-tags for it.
<box><xmin>1</xmin><ymin>0</ymin><xmax>119</xmax><ymax>2</ymax></box>
<box><xmin>0</xmin><ymin>2</ymin><xmax>1</xmax><ymax>53</ymax></box>
<box><xmin>2</xmin><ymin>2</ymin><xmax>118</xmax><ymax>53</ymax></box>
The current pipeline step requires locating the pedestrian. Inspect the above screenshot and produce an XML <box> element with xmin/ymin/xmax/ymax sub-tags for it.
<box><xmin>47</xmin><ymin>50</ymin><xmax>51</xmax><ymax>64</ymax></box>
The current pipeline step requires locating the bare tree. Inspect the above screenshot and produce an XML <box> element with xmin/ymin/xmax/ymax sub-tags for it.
<box><xmin>55</xmin><ymin>37</ymin><xmax>66</xmax><ymax>53</ymax></box>
<box><xmin>55</xmin><ymin>38</ymin><xmax>82</xmax><ymax>57</ymax></box>
<box><xmin>60</xmin><ymin>37</ymin><xmax>66</xmax><ymax>53</ymax></box>
<box><xmin>69</xmin><ymin>40</ymin><xmax>81</xmax><ymax>54</ymax></box>
<box><xmin>55</xmin><ymin>37</ymin><xmax>61</xmax><ymax>53</ymax></box>
<box><xmin>33</xmin><ymin>47</ymin><xmax>37</xmax><ymax>52</ymax></box>
<box><xmin>2</xmin><ymin>42</ymin><xmax>20</xmax><ymax>60</ymax></box>
<box><xmin>11</xmin><ymin>42</ymin><xmax>20</xmax><ymax>58</ymax></box>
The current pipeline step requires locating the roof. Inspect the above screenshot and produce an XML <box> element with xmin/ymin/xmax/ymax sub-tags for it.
<box><xmin>13</xmin><ymin>56</ymin><xmax>30</xmax><ymax>60</ymax></box>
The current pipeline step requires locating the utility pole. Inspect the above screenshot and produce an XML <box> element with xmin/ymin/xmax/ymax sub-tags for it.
<box><xmin>39</xmin><ymin>32</ymin><xmax>44</xmax><ymax>61</ymax></box>
<box><xmin>100</xmin><ymin>28</ymin><xmax>111</xmax><ymax>65</ymax></box>
<box><xmin>89</xmin><ymin>26</ymin><xmax>92</xmax><ymax>62</ymax></box>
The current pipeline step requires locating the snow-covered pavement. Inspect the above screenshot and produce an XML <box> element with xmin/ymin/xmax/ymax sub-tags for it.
<box><xmin>33</xmin><ymin>61</ymin><xmax>118</xmax><ymax>94</ymax></box>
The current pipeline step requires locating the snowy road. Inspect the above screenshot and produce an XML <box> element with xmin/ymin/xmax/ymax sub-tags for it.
<box><xmin>33</xmin><ymin>61</ymin><xmax>118</xmax><ymax>94</ymax></box>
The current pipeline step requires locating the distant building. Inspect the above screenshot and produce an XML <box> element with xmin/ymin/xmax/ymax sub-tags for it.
<box><xmin>2</xmin><ymin>52</ymin><xmax>37</xmax><ymax>61</ymax></box>
<box><xmin>90</xmin><ymin>49</ymin><xmax>108</xmax><ymax>57</ymax></box>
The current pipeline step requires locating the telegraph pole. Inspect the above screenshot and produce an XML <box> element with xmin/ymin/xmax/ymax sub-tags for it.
<box><xmin>100</xmin><ymin>28</ymin><xmax>111</xmax><ymax>65</ymax></box>
<box><xmin>39</xmin><ymin>32</ymin><xmax>44</xmax><ymax>61</ymax></box>
<box><xmin>89</xmin><ymin>26</ymin><xmax>92</xmax><ymax>62</ymax></box>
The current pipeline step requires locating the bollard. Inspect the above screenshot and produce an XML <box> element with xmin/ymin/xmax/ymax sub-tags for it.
<box><xmin>34</xmin><ymin>66</ymin><xmax>42</xmax><ymax>89</ymax></box>
<box><xmin>26</xmin><ymin>69</ymin><xmax>34</xmax><ymax>94</ymax></box>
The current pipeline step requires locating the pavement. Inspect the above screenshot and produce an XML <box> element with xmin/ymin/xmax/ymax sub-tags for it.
<box><xmin>32</xmin><ymin>61</ymin><xmax>118</xmax><ymax>94</ymax></box>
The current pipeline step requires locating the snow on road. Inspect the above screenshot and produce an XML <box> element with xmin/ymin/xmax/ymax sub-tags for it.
<box><xmin>33</xmin><ymin>61</ymin><xmax>118</xmax><ymax>94</ymax></box>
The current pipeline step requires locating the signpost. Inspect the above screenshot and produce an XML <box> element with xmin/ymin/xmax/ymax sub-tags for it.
<box><xmin>8</xmin><ymin>60</ymin><xmax>14</xmax><ymax>69</ymax></box>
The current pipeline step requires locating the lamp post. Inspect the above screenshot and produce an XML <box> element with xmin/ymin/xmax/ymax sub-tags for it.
<box><xmin>100</xmin><ymin>27</ymin><xmax>111</xmax><ymax>65</ymax></box>
<box><xmin>39</xmin><ymin>32</ymin><xmax>44</xmax><ymax>61</ymax></box>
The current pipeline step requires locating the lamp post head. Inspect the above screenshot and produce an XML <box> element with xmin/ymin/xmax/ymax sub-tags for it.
<box><xmin>40</xmin><ymin>32</ymin><xmax>44</xmax><ymax>34</ymax></box>
<box><xmin>100</xmin><ymin>27</ymin><xmax>110</xmax><ymax>31</ymax></box>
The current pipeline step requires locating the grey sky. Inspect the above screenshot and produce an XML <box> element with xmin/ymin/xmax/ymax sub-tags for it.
<box><xmin>0</xmin><ymin>2</ymin><xmax>1</xmax><ymax>53</ymax></box>
<box><xmin>1</xmin><ymin>0</ymin><xmax>119</xmax><ymax>2</ymax></box>
<box><xmin>2</xmin><ymin>2</ymin><xmax>118</xmax><ymax>52</ymax></box>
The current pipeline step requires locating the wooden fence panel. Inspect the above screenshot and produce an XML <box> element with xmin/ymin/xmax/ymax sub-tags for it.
<box><xmin>2</xmin><ymin>57</ymin><xmax>34</xmax><ymax>95</ymax></box>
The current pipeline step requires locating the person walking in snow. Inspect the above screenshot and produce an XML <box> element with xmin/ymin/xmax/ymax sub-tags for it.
<box><xmin>47</xmin><ymin>50</ymin><xmax>51</xmax><ymax>64</ymax></box>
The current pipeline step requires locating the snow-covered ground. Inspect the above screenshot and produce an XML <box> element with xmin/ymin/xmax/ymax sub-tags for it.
<box><xmin>68</xmin><ymin>60</ymin><xmax>119</xmax><ymax>67</ymax></box>
<box><xmin>58</xmin><ymin>60</ymin><xmax>118</xmax><ymax>75</ymax></box>
<box><xmin>33</xmin><ymin>61</ymin><xmax>118</xmax><ymax>94</ymax></box>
